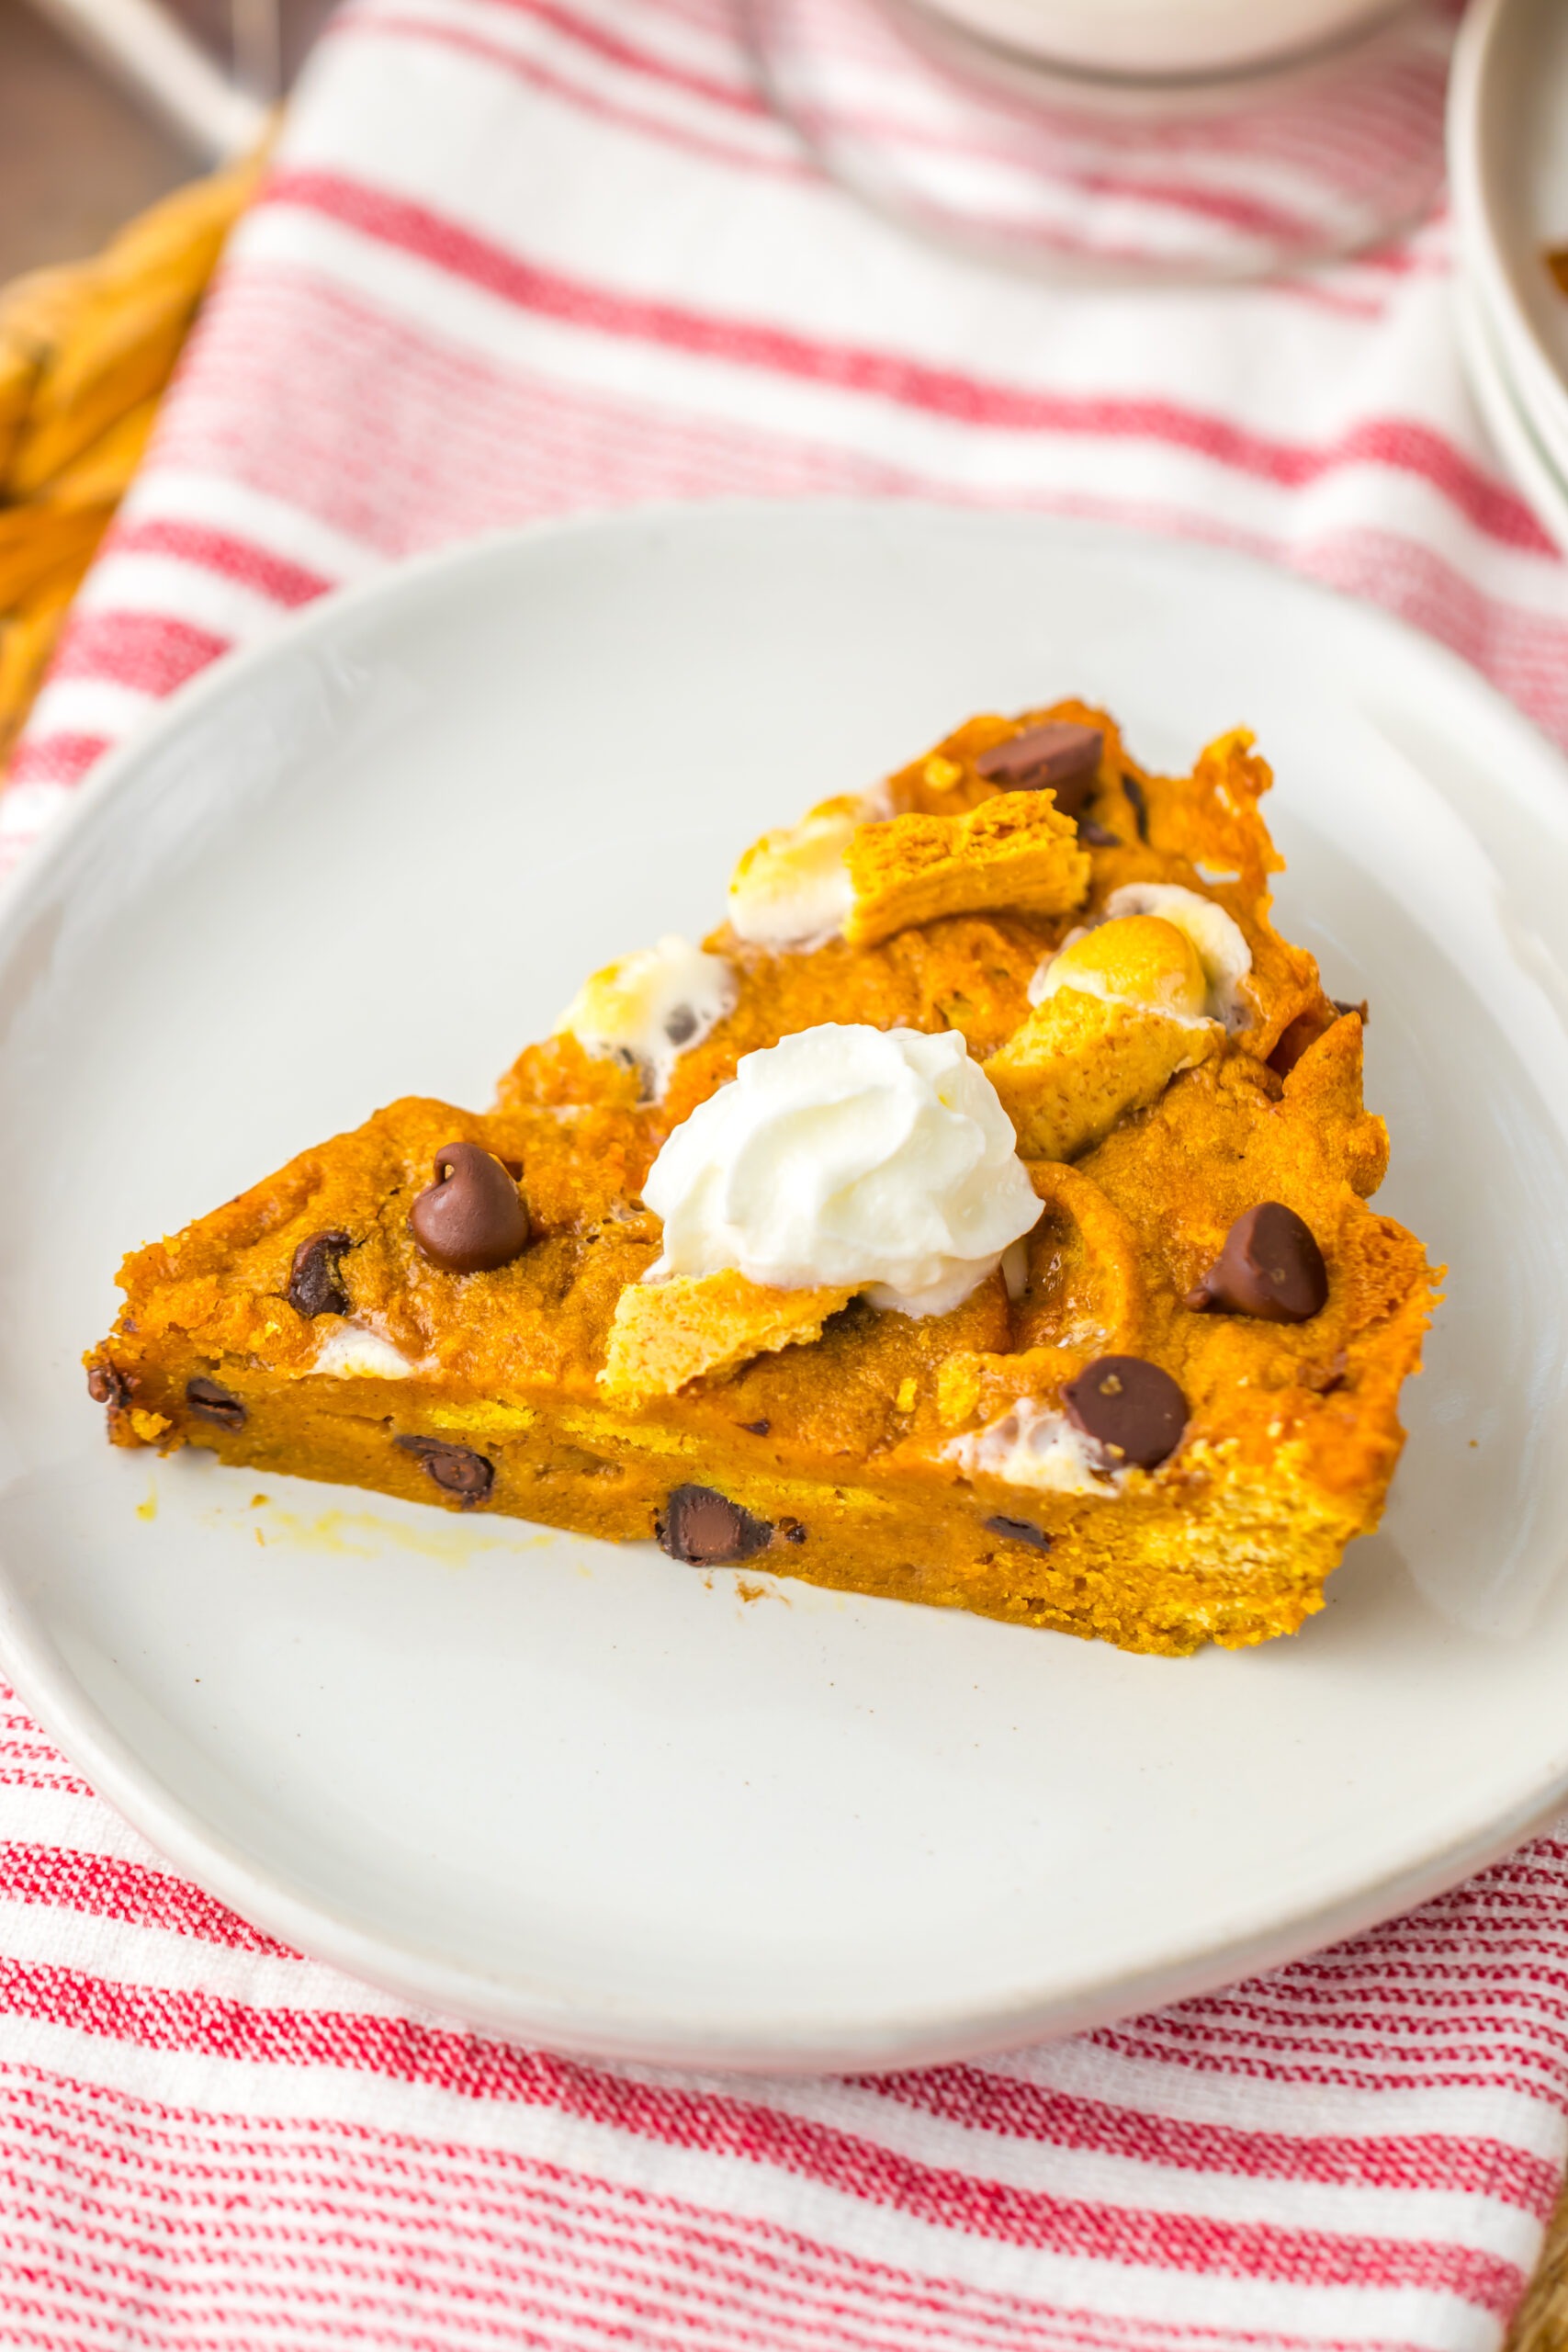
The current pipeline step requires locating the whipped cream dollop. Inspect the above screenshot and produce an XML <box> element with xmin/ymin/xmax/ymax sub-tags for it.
<box><xmin>558</xmin><ymin>935</ymin><xmax>737</xmax><ymax>1101</ymax></box>
<box><xmin>641</xmin><ymin>1023</ymin><xmax>1043</xmax><ymax>1317</ymax></box>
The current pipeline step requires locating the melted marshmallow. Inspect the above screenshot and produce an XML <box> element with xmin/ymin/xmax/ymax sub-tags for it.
<box><xmin>948</xmin><ymin>1399</ymin><xmax>1122</xmax><ymax>1496</ymax></box>
<box><xmin>310</xmin><ymin>1325</ymin><xmax>416</xmax><ymax>1379</ymax></box>
<box><xmin>558</xmin><ymin>934</ymin><xmax>737</xmax><ymax>1101</ymax></box>
<box><xmin>642</xmin><ymin>1022</ymin><xmax>1043</xmax><ymax>1317</ymax></box>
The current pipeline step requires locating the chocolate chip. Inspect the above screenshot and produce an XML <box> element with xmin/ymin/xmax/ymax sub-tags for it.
<box><xmin>1122</xmin><ymin>770</ymin><xmax>1150</xmax><ymax>841</ymax></box>
<box><xmin>394</xmin><ymin>1434</ymin><xmax>494</xmax><ymax>1505</ymax></box>
<box><xmin>664</xmin><ymin>1005</ymin><xmax>698</xmax><ymax>1046</ymax></box>
<box><xmin>1078</xmin><ymin>820</ymin><xmax>1121</xmax><ymax>846</ymax></box>
<box><xmin>410</xmin><ymin>1141</ymin><xmax>530</xmax><ymax>1274</ymax></box>
<box><xmin>777</xmin><ymin>1517</ymin><xmax>807</xmax><ymax>1545</ymax></box>
<box><xmin>287</xmin><ymin>1229</ymin><xmax>351</xmax><ymax>1319</ymax></box>
<box><xmin>975</xmin><ymin>722</ymin><xmax>1104</xmax><ymax>816</ymax></box>
<box><xmin>987</xmin><ymin>1514</ymin><xmax>1054</xmax><ymax>1554</ymax></box>
<box><xmin>1332</xmin><ymin>998</ymin><xmax>1369</xmax><ymax>1024</ymax></box>
<box><xmin>186</xmin><ymin>1376</ymin><xmax>245</xmax><ymax>1430</ymax></box>
<box><xmin>659</xmin><ymin>1485</ymin><xmax>774</xmax><ymax>1566</ymax></box>
<box><xmin>87</xmin><ymin>1364</ymin><xmax>132</xmax><ymax>1408</ymax></box>
<box><xmin>1186</xmin><ymin>1202</ymin><xmax>1328</xmax><ymax>1324</ymax></box>
<box><xmin>1064</xmin><ymin>1355</ymin><xmax>1187</xmax><ymax>1470</ymax></box>
<box><xmin>742</xmin><ymin>1419</ymin><xmax>771</xmax><ymax>1436</ymax></box>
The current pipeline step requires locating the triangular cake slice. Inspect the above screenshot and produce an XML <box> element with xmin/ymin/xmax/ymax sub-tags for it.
<box><xmin>88</xmin><ymin>705</ymin><xmax>1438</xmax><ymax>1656</ymax></box>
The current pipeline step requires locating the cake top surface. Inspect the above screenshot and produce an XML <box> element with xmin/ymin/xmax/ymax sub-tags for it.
<box><xmin>103</xmin><ymin>700</ymin><xmax>1438</xmax><ymax>1513</ymax></box>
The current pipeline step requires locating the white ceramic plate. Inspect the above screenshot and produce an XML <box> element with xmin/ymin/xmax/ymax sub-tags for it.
<box><xmin>3</xmin><ymin>504</ymin><xmax>1568</xmax><ymax>2075</ymax></box>
<box><xmin>1450</xmin><ymin>0</ymin><xmax>1568</xmax><ymax>482</ymax></box>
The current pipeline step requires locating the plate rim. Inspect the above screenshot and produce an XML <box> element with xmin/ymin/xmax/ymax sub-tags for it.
<box><xmin>5</xmin><ymin>498</ymin><xmax>1568</xmax><ymax>2074</ymax></box>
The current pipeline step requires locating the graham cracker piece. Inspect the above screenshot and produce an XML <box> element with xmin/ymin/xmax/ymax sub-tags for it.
<box><xmin>842</xmin><ymin>794</ymin><xmax>1090</xmax><ymax>948</ymax></box>
<box><xmin>601</xmin><ymin>1268</ymin><xmax>855</xmax><ymax>1401</ymax></box>
<box><xmin>987</xmin><ymin>990</ymin><xmax>1219</xmax><ymax>1163</ymax></box>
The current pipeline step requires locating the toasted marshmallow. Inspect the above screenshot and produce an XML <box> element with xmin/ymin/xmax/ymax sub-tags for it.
<box><xmin>1101</xmin><ymin>883</ymin><xmax>1252</xmax><ymax>1031</ymax></box>
<box><xmin>558</xmin><ymin>934</ymin><xmax>737</xmax><ymax>1101</ymax></box>
<box><xmin>1030</xmin><ymin>915</ymin><xmax>1209</xmax><ymax>1023</ymax></box>
<box><xmin>727</xmin><ymin>797</ymin><xmax>867</xmax><ymax>950</ymax></box>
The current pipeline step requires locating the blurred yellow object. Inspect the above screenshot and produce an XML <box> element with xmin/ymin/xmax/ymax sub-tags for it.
<box><xmin>0</xmin><ymin>153</ymin><xmax>263</xmax><ymax>776</ymax></box>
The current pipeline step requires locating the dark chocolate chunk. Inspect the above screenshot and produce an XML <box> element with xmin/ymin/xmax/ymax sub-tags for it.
<box><xmin>410</xmin><ymin>1141</ymin><xmax>530</xmax><ymax>1274</ymax></box>
<box><xmin>659</xmin><ymin>1484</ymin><xmax>774</xmax><ymax>1566</ymax></box>
<box><xmin>1078</xmin><ymin>820</ymin><xmax>1121</xmax><ymax>847</ymax></box>
<box><xmin>1064</xmin><ymin>1355</ymin><xmax>1187</xmax><ymax>1471</ymax></box>
<box><xmin>1332</xmin><ymin>998</ymin><xmax>1370</xmax><ymax>1024</ymax></box>
<box><xmin>975</xmin><ymin>722</ymin><xmax>1104</xmax><ymax>816</ymax></box>
<box><xmin>1122</xmin><ymin>770</ymin><xmax>1150</xmax><ymax>841</ymax></box>
<box><xmin>987</xmin><ymin>1514</ymin><xmax>1054</xmax><ymax>1554</ymax></box>
<box><xmin>86</xmin><ymin>1364</ymin><xmax>132</xmax><ymax>1409</ymax></box>
<box><xmin>777</xmin><ymin>1517</ymin><xmax>807</xmax><ymax>1545</ymax></box>
<box><xmin>742</xmin><ymin>1419</ymin><xmax>771</xmax><ymax>1436</ymax></box>
<box><xmin>186</xmin><ymin>1376</ymin><xmax>245</xmax><ymax>1430</ymax></box>
<box><xmin>287</xmin><ymin>1229</ymin><xmax>352</xmax><ymax>1319</ymax></box>
<box><xmin>394</xmin><ymin>1434</ymin><xmax>494</xmax><ymax>1505</ymax></box>
<box><xmin>664</xmin><ymin>1005</ymin><xmax>699</xmax><ymax>1046</ymax></box>
<box><xmin>1185</xmin><ymin>1202</ymin><xmax>1328</xmax><ymax>1324</ymax></box>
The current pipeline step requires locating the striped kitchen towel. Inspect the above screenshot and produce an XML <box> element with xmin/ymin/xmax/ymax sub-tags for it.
<box><xmin>2</xmin><ymin>2</ymin><xmax>1567</xmax><ymax>2346</ymax></box>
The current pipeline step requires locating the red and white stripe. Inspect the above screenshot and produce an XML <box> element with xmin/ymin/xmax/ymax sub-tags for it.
<box><xmin>2</xmin><ymin>2</ymin><xmax>1566</xmax><ymax>2341</ymax></box>
<box><xmin>0</xmin><ymin>1736</ymin><xmax>1563</xmax><ymax>2349</ymax></box>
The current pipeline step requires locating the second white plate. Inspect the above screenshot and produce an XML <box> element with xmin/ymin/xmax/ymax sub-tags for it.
<box><xmin>1451</xmin><ymin>0</ymin><xmax>1568</xmax><ymax>482</ymax></box>
<box><xmin>1</xmin><ymin>503</ymin><xmax>1567</xmax><ymax>2072</ymax></box>
<box><xmin>1453</xmin><ymin>276</ymin><xmax>1568</xmax><ymax>556</ymax></box>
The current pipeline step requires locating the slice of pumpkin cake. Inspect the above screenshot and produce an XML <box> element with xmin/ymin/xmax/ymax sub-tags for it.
<box><xmin>87</xmin><ymin>705</ymin><xmax>1438</xmax><ymax>1656</ymax></box>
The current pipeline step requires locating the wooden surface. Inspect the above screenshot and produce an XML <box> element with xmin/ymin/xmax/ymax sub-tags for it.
<box><xmin>0</xmin><ymin>0</ymin><xmax>190</xmax><ymax>280</ymax></box>
<box><xmin>0</xmin><ymin>0</ymin><xmax>331</xmax><ymax>282</ymax></box>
